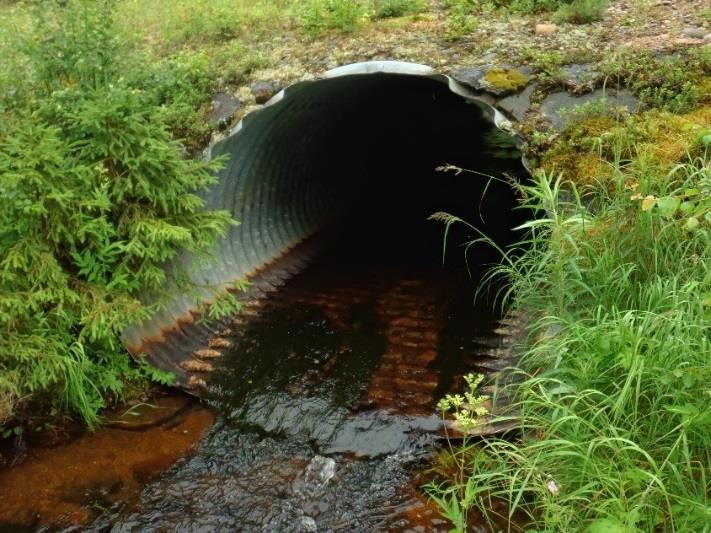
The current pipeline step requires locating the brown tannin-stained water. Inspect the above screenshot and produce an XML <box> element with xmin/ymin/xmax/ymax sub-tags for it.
<box><xmin>91</xmin><ymin>118</ymin><xmax>526</xmax><ymax>531</ymax></box>
<box><xmin>0</xmin><ymin>396</ymin><xmax>214</xmax><ymax>531</ymax></box>
<box><xmin>88</xmin><ymin>266</ymin><xmax>508</xmax><ymax>532</ymax></box>
<box><xmin>0</xmin><ymin>86</ymin><xmax>530</xmax><ymax>532</ymax></box>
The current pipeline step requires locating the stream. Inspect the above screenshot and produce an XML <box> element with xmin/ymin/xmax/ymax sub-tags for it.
<box><xmin>0</xmin><ymin>108</ymin><xmax>528</xmax><ymax>532</ymax></box>
<box><xmin>92</xmin><ymin>259</ymin><xmax>508</xmax><ymax>532</ymax></box>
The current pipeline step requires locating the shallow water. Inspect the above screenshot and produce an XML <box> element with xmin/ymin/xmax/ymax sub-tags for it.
<box><xmin>0</xmin><ymin>397</ymin><xmax>214</xmax><ymax>531</ymax></box>
<box><xmin>86</xmin><ymin>254</ymin><xmax>509</xmax><ymax>531</ymax></box>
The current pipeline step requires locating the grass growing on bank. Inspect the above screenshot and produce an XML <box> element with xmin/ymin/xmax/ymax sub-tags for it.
<box><xmin>428</xmin><ymin>117</ymin><xmax>711</xmax><ymax>530</ymax></box>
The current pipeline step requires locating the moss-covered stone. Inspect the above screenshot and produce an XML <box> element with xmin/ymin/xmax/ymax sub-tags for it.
<box><xmin>482</xmin><ymin>68</ymin><xmax>529</xmax><ymax>93</ymax></box>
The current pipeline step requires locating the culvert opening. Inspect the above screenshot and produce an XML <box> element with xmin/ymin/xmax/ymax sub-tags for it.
<box><xmin>104</xmin><ymin>64</ymin><xmax>534</xmax><ymax>531</ymax></box>
<box><xmin>294</xmin><ymin>73</ymin><xmax>528</xmax><ymax>275</ymax></box>
<box><xmin>125</xmin><ymin>64</ymin><xmax>531</xmax><ymax>390</ymax></box>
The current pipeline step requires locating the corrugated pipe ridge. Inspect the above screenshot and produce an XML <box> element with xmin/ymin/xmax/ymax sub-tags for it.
<box><xmin>121</xmin><ymin>61</ymin><xmax>520</xmax><ymax>392</ymax></box>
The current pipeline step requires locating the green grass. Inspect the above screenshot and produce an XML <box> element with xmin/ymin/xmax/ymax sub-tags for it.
<box><xmin>427</xmin><ymin>124</ymin><xmax>711</xmax><ymax>530</ymax></box>
<box><xmin>115</xmin><ymin>0</ymin><xmax>293</xmax><ymax>49</ymax></box>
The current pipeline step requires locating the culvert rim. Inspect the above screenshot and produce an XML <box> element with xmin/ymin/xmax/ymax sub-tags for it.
<box><xmin>222</xmin><ymin>61</ymin><xmax>529</xmax><ymax>167</ymax></box>
<box><xmin>123</xmin><ymin>60</ymin><xmax>532</xmax><ymax>392</ymax></box>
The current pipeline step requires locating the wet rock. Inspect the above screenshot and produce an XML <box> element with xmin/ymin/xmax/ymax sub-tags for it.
<box><xmin>451</xmin><ymin>67</ymin><xmax>486</xmax><ymax>90</ymax></box>
<box><xmin>452</xmin><ymin>65</ymin><xmax>530</xmax><ymax>96</ymax></box>
<box><xmin>497</xmin><ymin>84</ymin><xmax>535</xmax><ymax>122</ymax></box>
<box><xmin>561</xmin><ymin>63</ymin><xmax>602</xmax><ymax>94</ymax></box>
<box><xmin>681</xmin><ymin>26</ymin><xmax>706</xmax><ymax>39</ymax></box>
<box><xmin>535</xmin><ymin>23</ymin><xmax>557</xmax><ymax>37</ymax></box>
<box><xmin>303</xmin><ymin>455</ymin><xmax>336</xmax><ymax>487</ymax></box>
<box><xmin>207</xmin><ymin>92</ymin><xmax>241</xmax><ymax>129</ymax></box>
<box><xmin>540</xmin><ymin>89</ymin><xmax>641</xmax><ymax>131</ymax></box>
<box><xmin>300</xmin><ymin>516</ymin><xmax>318</xmax><ymax>532</ymax></box>
<box><xmin>250</xmin><ymin>80</ymin><xmax>282</xmax><ymax>104</ymax></box>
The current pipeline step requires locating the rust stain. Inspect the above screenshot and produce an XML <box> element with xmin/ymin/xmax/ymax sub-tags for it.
<box><xmin>125</xmin><ymin>237</ymin><xmax>313</xmax><ymax>357</ymax></box>
<box><xmin>0</xmin><ymin>403</ymin><xmax>214</xmax><ymax>529</ymax></box>
<box><xmin>365</xmin><ymin>278</ymin><xmax>450</xmax><ymax>415</ymax></box>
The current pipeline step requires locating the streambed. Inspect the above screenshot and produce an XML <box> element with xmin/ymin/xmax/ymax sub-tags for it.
<box><xmin>93</xmin><ymin>249</ymin><xmax>512</xmax><ymax>532</ymax></box>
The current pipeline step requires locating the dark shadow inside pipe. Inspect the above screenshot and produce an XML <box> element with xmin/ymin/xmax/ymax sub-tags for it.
<box><xmin>126</xmin><ymin>71</ymin><xmax>532</xmax><ymax>386</ymax></box>
<box><xmin>270</xmin><ymin>73</ymin><xmax>530</xmax><ymax>284</ymax></box>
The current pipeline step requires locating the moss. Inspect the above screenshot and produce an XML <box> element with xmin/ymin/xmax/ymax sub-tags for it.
<box><xmin>540</xmin><ymin>107</ymin><xmax>711</xmax><ymax>188</ymax></box>
<box><xmin>483</xmin><ymin>68</ymin><xmax>529</xmax><ymax>92</ymax></box>
<box><xmin>626</xmin><ymin>107</ymin><xmax>711</xmax><ymax>168</ymax></box>
<box><xmin>540</xmin><ymin>116</ymin><xmax>615</xmax><ymax>186</ymax></box>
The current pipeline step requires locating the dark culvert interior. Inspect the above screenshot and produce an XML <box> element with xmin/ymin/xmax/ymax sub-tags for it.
<box><xmin>308</xmin><ymin>73</ymin><xmax>527</xmax><ymax>275</ymax></box>
<box><xmin>224</xmin><ymin>72</ymin><xmax>529</xmax><ymax>276</ymax></box>
<box><xmin>98</xmin><ymin>72</ymin><xmax>532</xmax><ymax>531</ymax></box>
<box><xmin>127</xmin><ymin>72</ymin><xmax>531</xmax><ymax>380</ymax></box>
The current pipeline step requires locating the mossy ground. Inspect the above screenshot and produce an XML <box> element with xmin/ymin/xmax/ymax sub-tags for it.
<box><xmin>541</xmin><ymin>102</ymin><xmax>711</xmax><ymax>189</ymax></box>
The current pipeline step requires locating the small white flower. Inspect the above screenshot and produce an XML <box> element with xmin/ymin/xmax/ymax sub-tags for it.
<box><xmin>547</xmin><ymin>479</ymin><xmax>559</xmax><ymax>496</ymax></box>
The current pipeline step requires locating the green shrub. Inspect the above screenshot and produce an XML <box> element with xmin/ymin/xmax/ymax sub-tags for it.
<box><xmin>506</xmin><ymin>0</ymin><xmax>560</xmax><ymax>11</ymax></box>
<box><xmin>442</xmin><ymin>0</ymin><xmax>480</xmax><ymax>40</ymax></box>
<box><xmin>213</xmin><ymin>42</ymin><xmax>274</xmax><ymax>86</ymax></box>
<box><xmin>167</xmin><ymin>0</ymin><xmax>242</xmax><ymax>44</ymax></box>
<box><xmin>297</xmin><ymin>0</ymin><xmax>368</xmax><ymax>36</ymax></box>
<box><xmin>0</xmin><ymin>0</ymin><xmax>234</xmax><ymax>426</ymax></box>
<box><xmin>127</xmin><ymin>50</ymin><xmax>217</xmax><ymax>152</ymax></box>
<box><xmin>552</xmin><ymin>0</ymin><xmax>608</xmax><ymax>24</ymax></box>
<box><xmin>520</xmin><ymin>47</ymin><xmax>565</xmax><ymax>85</ymax></box>
<box><xmin>480</xmin><ymin>0</ymin><xmax>606</xmax><ymax>18</ymax></box>
<box><xmin>491</xmin><ymin>0</ymin><xmax>566</xmax><ymax>13</ymax></box>
<box><xmin>601</xmin><ymin>49</ymin><xmax>709</xmax><ymax>113</ymax></box>
<box><xmin>370</xmin><ymin>0</ymin><xmax>427</xmax><ymax>19</ymax></box>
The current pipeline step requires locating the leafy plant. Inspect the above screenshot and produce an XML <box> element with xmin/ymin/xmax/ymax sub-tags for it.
<box><xmin>370</xmin><ymin>0</ymin><xmax>427</xmax><ymax>19</ymax></box>
<box><xmin>442</xmin><ymin>0</ymin><xmax>480</xmax><ymax>40</ymax></box>
<box><xmin>428</xmin><ymin>130</ymin><xmax>711</xmax><ymax>530</ymax></box>
<box><xmin>552</xmin><ymin>0</ymin><xmax>608</xmax><ymax>24</ymax></box>
<box><xmin>521</xmin><ymin>47</ymin><xmax>564</xmax><ymax>85</ymax></box>
<box><xmin>424</xmin><ymin>373</ymin><xmax>490</xmax><ymax>532</ymax></box>
<box><xmin>126</xmin><ymin>49</ymin><xmax>217</xmax><ymax>151</ymax></box>
<box><xmin>0</xmin><ymin>0</ymin><xmax>237</xmax><ymax>427</ymax></box>
<box><xmin>297</xmin><ymin>0</ymin><xmax>369</xmax><ymax>37</ymax></box>
<box><xmin>600</xmin><ymin>48</ymin><xmax>709</xmax><ymax>113</ymax></box>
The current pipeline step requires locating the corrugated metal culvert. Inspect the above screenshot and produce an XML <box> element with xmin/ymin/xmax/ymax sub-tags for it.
<box><xmin>122</xmin><ymin>61</ymin><xmax>527</xmax><ymax>392</ymax></box>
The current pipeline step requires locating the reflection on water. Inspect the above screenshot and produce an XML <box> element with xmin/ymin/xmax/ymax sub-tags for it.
<box><xmin>88</xmin><ymin>259</ymin><xmax>507</xmax><ymax>532</ymax></box>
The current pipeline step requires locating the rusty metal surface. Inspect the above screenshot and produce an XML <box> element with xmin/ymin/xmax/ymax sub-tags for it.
<box><xmin>120</xmin><ymin>61</ymin><xmax>525</xmax><ymax>390</ymax></box>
